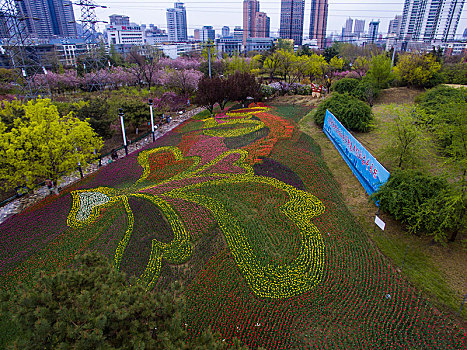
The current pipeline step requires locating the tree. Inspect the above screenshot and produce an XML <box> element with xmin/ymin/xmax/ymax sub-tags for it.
<box><xmin>120</xmin><ymin>98</ymin><xmax>149</xmax><ymax>134</ymax></box>
<box><xmin>227</xmin><ymin>72</ymin><xmax>262</xmax><ymax>105</ymax></box>
<box><xmin>379</xmin><ymin>104</ymin><xmax>428</xmax><ymax>169</ymax></box>
<box><xmin>109</xmin><ymin>44</ymin><xmax>125</xmax><ymax>67</ymax></box>
<box><xmin>127</xmin><ymin>45</ymin><xmax>162</xmax><ymax>89</ymax></box>
<box><xmin>0</xmin><ymin>99</ymin><xmax>102</xmax><ymax>191</ymax></box>
<box><xmin>276</xmin><ymin>49</ymin><xmax>296</xmax><ymax>82</ymax></box>
<box><xmin>276</xmin><ymin>38</ymin><xmax>294</xmax><ymax>52</ymax></box>
<box><xmin>0</xmin><ymin>251</ymin><xmax>242</xmax><ymax>349</ymax></box>
<box><xmin>329</xmin><ymin>56</ymin><xmax>344</xmax><ymax>71</ymax></box>
<box><xmin>224</xmin><ymin>55</ymin><xmax>259</xmax><ymax>76</ymax></box>
<box><xmin>76</xmin><ymin>98</ymin><xmax>114</xmax><ymax>139</ymax></box>
<box><xmin>352</xmin><ymin>56</ymin><xmax>370</xmax><ymax>77</ymax></box>
<box><xmin>194</xmin><ymin>76</ymin><xmax>224</xmax><ymax>115</ymax></box>
<box><xmin>323</xmin><ymin>45</ymin><xmax>339</xmax><ymax>63</ymax></box>
<box><xmin>291</xmin><ymin>55</ymin><xmax>309</xmax><ymax>83</ymax></box>
<box><xmin>366</xmin><ymin>53</ymin><xmax>394</xmax><ymax>89</ymax></box>
<box><xmin>303</xmin><ymin>54</ymin><xmax>328</xmax><ymax>83</ymax></box>
<box><xmin>394</xmin><ymin>53</ymin><xmax>441</xmax><ymax>87</ymax></box>
<box><xmin>430</xmin><ymin>101</ymin><xmax>467</xmax><ymax>241</ymax></box>
<box><xmin>263</xmin><ymin>52</ymin><xmax>282</xmax><ymax>82</ymax></box>
<box><xmin>166</xmin><ymin>69</ymin><xmax>203</xmax><ymax>96</ymax></box>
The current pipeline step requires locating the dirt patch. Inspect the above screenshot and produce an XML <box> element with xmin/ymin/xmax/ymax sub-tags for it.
<box><xmin>375</xmin><ymin>87</ymin><xmax>424</xmax><ymax>105</ymax></box>
<box><xmin>269</xmin><ymin>94</ymin><xmax>322</xmax><ymax>108</ymax></box>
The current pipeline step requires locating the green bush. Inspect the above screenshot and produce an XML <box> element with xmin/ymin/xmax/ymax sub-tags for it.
<box><xmin>355</xmin><ymin>77</ymin><xmax>379</xmax><ymax>105</ymax></box>
<box><xmin>371</xmin><ymin>170</ymin><xmax>464</xmax><ymax>242</ymax></box>
<box><xmin>331</xmin><ymin>78</ymin><xmax>360</xmax><ymax>94</ymax></box>
<box><xmin>313</xmin><ymin>93</ymin><xmax>373</xmax><ymax>132</ymax></box>
<box><xmin>440</xmin><ymin>62</ymin><xmax>467</xmax><ymax>85</ymax></box>
<box><xmin>331</xmin><ymin>77</ymin><xmax>380</xmax><ymax>106</ymax></box>
<box><xmin>416</xmin><ymin>85</ymin><xmax>467</xmax><ymax>115</ymax></box>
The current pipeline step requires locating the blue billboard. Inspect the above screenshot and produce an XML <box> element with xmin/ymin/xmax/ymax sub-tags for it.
<box><xmin>323</xmin><ymin>110</ymin><xmax>390</xmax><ymax>196</ymax></box>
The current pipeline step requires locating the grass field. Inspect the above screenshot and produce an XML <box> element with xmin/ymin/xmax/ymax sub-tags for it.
<box><xmin>297</xmin><ymin>89</ymin><xmax>467</xmax><ymax>324</ymax></box>
<box><xmin>0</xmin><ymin>102</ymin><xmax>465</xmax><ymax>348</ymax></box>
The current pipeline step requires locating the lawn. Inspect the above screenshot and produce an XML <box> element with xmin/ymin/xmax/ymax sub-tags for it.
<box><xmin>0</xmin><ymin>102</ymin><xmax>465</xmax><ymax>348</ymax></box>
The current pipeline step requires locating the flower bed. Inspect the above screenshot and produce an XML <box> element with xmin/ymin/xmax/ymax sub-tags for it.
<box><xmin>0</xmin><ymin>105</ymin><xmax>465</xmax><ymax>348</ymax></box>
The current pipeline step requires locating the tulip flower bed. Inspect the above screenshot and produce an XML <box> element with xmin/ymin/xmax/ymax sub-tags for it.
<box><xmin>0</xmin><ymin>105</ymin><xmax>465</xmax><ymax>348</ymax></box>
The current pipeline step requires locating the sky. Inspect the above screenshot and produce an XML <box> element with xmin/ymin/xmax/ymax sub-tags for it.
<box><xmin>74</xmin><ymin>0</ymin><xmax>467</xmax><ymax>38</ymax></box>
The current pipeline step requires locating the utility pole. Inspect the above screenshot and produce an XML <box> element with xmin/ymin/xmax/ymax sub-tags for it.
<box><xmin>206</xmin><ymin>41</ymin><xmax>214</xmax><ymax>78</ymax></box>
<box><xmin>74</xmin><ymin>0</ymin><xmax>108</xmax><ymax>92</ymax></box>
<box><xmin>0</xmin><ymin>0</ymin><xmax>50</xmax><ymax>99</ymax></box>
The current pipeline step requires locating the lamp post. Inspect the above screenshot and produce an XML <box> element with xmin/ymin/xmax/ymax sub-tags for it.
<box><xmin>148</xmin><ymin>99</ymin><xmax>155</xmax><ymax>142</ymax></box>
<box><xmin>119</xmin><ymin>108</ymin><xmax>128</xmax><ymax>156</ymax></box>
<box><xmin>207</xmin><ymin>41</ymin><xmax>214</xmax><ymax>78</ymax></box>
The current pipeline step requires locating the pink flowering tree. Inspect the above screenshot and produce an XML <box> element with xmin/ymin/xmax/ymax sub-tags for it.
<box><xmin>165</xmin><ymin>69</ymin><xmax>203</xmax><ymax>96</ymax></box>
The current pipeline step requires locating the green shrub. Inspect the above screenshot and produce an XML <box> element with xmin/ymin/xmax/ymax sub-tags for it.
<box><xmin>331</xmin><ymin>78</ymin><xmax>360</xmax><ymax>94</ymax></box>
<box><xmin>331</xmin><ymin>77</ymin><xmax>379</xmax><ymax>106</ymax></box>
<box><xmin>355</xmin><ymin>77</ymin><xmax>379</xmax><ymax>106</ymax></box>
<box><xmin>313</xmin><ymin>93</ymin><xmax>373</xmax><ymax>132</ymax></box>
<box><xmin>371</xmin><ymin>170</ymin><xmax>464</xmax><ymax>242</ymax></box>
<box><xmin>416</xmin><ymin>85</ymin><xmax>467</xmax><ymax>115</ymax></box>
<box><xmin>440</xmin><ymin>62</ymin><xmax>467</xmax><ymax>85</ymax></box>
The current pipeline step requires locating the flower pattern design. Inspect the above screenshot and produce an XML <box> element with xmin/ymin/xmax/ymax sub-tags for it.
<box><xmin>67</xmin><ymin>107</ymin><xmax>326</xmax><ymax>298</ymax></box>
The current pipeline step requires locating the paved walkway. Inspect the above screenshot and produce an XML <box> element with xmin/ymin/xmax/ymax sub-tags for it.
<box><xmin>0</xmin><ymin>107</ymin><xmax>203</xmax><ymax>225</ymax></box>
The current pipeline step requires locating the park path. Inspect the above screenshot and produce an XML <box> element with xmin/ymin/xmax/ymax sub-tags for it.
<box><xmin>0</xmin><ymin>107</ymin><xmax>203</xmax><ymax>225</ymax></box>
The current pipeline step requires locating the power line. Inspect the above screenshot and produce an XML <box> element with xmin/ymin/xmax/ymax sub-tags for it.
<box><xmin>0</xmin><ymin>0</ymin><xmax>50</xmax><ymax>99</ymax></box>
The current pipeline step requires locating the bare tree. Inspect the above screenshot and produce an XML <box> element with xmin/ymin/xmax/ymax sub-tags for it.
<box><xmin>126</xmin><ymin>45</ymin><xmax>161</xmax><ymax>89</ymax></box>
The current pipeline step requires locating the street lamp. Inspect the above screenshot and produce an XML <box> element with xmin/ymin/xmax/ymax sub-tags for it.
<box><xmin>119</xmin><ymin>108</ymin><xmax>128</xmax><ymax>156</ymax></box>
<box><xmin>148</xmin><ymin>99</ymin><xmax>156</xmax><ymax>142</ymax></box>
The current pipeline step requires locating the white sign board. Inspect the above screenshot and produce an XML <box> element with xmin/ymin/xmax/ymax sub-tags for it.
<box><xmin>375</xmin><ymin>215</ymin><xmax>386</xmax><ymax>231</ymax></box>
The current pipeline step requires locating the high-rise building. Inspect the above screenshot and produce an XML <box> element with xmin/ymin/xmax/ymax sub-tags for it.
<box><xmin>109</xmin><ymin>15</ymin><xmax>130</xmax><ymax>26</ymax></box>
<box><xmin>388</xmin><ymin>15</ymin><xmax>402</xmax><ymax>35</ymax></box>
<box><xmin>353</xmin><ymin>19</ymin><xmax>365</xmax><ymax>37</ymax></box>
<box><xmin>399</xmin><ymin>0</ymin><xmax>465</xmax><ymax>43</ymax></box>
<box><xmin>166</xmin><ymin>2</ymin><xmax>188</xmax><ymax>42</ymax></box>
<box><xmin>243</xmin><ymin>0</ymin><xmax>259</xmax><ymax>45</ymax></box>
<box><xmin>344</xmin><ymin>18</ymin><xmax>353</xmax><ymax>35</ymax></box>
<box><xmin>255</xmin><ymin>12</ymin><xmax>270</xmax><ymax>38</ymax></box>
<box><xmin>309</xmin><ymin>0</ymin><xmax>328</xmax><ymax>48</ymax></box>
<box><xmin>16</xmin><ymin>0</ymin><xmax>77</xmax><ymax>39</ymax></box>
<box><xmin>280</xmin><ymin>0</ymin><xmax>305</xmax><ymax>45</ymax></box>
<box><xmin>368</xmin><ymin>21</ymin><xmax>380</xmax><ymax>43</ymax></box>
<box><xmin>201</xmin><ymin>26</ymin><xmax>215</xmax><ymax>42</ymax></box>
<box><xmin>222</xmin><ymin>26</ymin><xmax>230</xmax><ymax>37</ymax></box>
<box><xmin>342</xmin><ymin>18</ymin><xmax>353</xmax><ymax>41</ymax></box>
<box><xmin>194</xmin><ymin>29</ymin><xmax>200</xmax><ymax>40</ymax></box>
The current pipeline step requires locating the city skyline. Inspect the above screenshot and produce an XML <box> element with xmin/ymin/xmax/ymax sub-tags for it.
<box><xmin>77</xmin><ymin>0</ymin><xmax>467</xmax><ymax>38</ymax></box>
